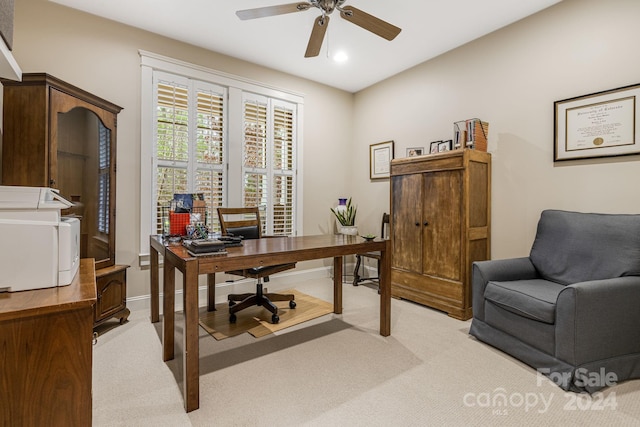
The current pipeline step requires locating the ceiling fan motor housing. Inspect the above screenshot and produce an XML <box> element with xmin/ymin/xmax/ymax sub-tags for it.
<box><xmin>312</xmin><ymin>0</ymin><xmax>347</xmax><ymax>15</ymax></box>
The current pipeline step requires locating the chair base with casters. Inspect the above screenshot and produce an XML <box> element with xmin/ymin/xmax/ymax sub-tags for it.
<box><xmin>217</xmin><ymin>207</ymin><xmax>297</xmax><ymax>324</ymax></box>
<box><xmin>227</xmin><ymin>264</ymin><xmax>297</xmax><ymax>324</ymax></box>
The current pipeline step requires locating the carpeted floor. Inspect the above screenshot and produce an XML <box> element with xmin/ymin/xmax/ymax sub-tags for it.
<box><xmin>92</xmin><ymin>277</ymin><xmax>640</xmax><ymax>426</ymax></box>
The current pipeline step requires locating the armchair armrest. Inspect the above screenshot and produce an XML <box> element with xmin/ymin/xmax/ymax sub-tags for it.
<box><xmin>556</xmin><ymin>276</ymin><xmax>640</xmax><ymax>365</ymax></box>
<box><xmin>472</xmin><ymin>257</ymin><xmax>538</xmax><ymax>321</ymax></box>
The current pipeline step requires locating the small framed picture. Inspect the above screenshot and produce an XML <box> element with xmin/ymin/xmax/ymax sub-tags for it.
<box><xmin>406</xmin><ymin>147</ymin><xmax>424</xmax><ymax>157</ymax></box>
<box><xmin>438</xmin><ymin>140</ymin><xmax>452</xmax><ymax>152</ymax></box>
<box><xmin>429</xmin><ymin>141</ymin><xmax>442</xmax><ymax>154</ymax></box>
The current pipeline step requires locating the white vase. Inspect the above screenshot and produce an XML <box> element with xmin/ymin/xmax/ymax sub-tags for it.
<box><xmin>339</xmin><ymin>225</ymin><xmax>358</xmax><ymax>235</ymax></box>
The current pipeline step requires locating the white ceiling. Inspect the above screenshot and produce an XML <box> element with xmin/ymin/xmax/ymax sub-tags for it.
<box><xmin>50</xmin><ymin>0</ymin><xmax>562</xmax><ymax>93</ymax></box>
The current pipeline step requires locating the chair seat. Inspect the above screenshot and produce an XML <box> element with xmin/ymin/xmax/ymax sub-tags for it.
<box><xmin>226</xmin><ymin>263</ymin><xmax>297</xmax><ymax>279</ymax></box>
<box><xmin>358</xmin><ymin>251</ymin><xmax>381</xmax><ymax>260</ymax></box>
<box><xmin>484</xmin><ymin>279</ymin><xmax>565</xmax><ymax>324</ymax></box>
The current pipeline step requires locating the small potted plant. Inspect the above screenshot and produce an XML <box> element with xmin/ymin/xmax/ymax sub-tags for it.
<box><xmin>330</xmin><ymin>197</ymin><xmax>358</xmax><ymax>235</ymax></box>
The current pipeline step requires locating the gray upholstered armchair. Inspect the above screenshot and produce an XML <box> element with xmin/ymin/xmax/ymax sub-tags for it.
<box><xmin>469</xmin><ymin>209</ymin><xmax>640</xmax><ymax>393</ymax></box>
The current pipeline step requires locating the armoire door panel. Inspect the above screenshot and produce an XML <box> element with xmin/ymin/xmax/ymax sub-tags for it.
<box><xmin>391</xmin><ymin>173</ymin><xmax>423</xmax><ymax>272</ymax></box>
<box><xmin>423</xmin><ymin>170</ymin><xmax>462</xmax><ymax>281</ymax></box>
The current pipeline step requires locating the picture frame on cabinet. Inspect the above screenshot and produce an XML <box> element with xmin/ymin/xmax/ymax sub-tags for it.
<box><xmin>370</xmin><ymin>140</ymin><xmax>394</xmax><ymax>180</ymax></box>
<box><xmin>438</xmin><ymin>140</ymin><xmax>452</xmax><ymax>152</ymax></box>
<box><xmin>554</xmin><ymin>83</ymin><xmax>640</xmax><ymax>161</ymax></box>
<box><xmin>406</xmin><ymin>147</ymin><xmax>424</xmax><ymax>157</ymax></box>
<box><xmin>429</xmin><ymin>141</ymin><xmax>441</xmax><ymax>154</ymax></box>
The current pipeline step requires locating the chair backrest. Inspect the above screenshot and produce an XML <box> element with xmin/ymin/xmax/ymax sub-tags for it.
<box><xmin>217</xmin><ymin>207</ymin><xmax>262</xmax><ymax>240</ymax></box>
<box><xmin>381</xmin><ymin>213</ymin><xmax>390</xmax><ymax>239</ymax></box>
<box><xmin>530</xmin><ymin>209</ymin><xmax>640</xmax><ymax>285</ymax></box>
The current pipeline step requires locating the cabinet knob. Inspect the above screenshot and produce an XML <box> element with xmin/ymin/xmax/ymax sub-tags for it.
<box><xmin>415</xmin><ymin>222</ymin><xmax>420</xmax><ymax>227</ymax></box>
<box><xmin>424</xmin><ymin>221</ymin><xmax>429</xmax><ymax>226</ymax></box>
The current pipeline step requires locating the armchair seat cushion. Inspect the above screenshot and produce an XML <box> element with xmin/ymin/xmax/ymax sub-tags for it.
<box><xmin>485</xmin><ymin>279</ymin><xmax>565</xmax><ymax>324</ymax></box>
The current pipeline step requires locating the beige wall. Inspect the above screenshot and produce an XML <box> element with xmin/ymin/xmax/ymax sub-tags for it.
<box><xmin>352</xmin><ymin>0</ymin><xmax>640</xmax><ymax>259</ymax></box>
<box><xmin>9</xmin><ymin>0</ymin><xmax>354</xmax><ymax>298</ymax></box>
<box><xmin>5</xmin><ymin>0</ymin><xmax>640</xmax><ymax>299</ymax></box>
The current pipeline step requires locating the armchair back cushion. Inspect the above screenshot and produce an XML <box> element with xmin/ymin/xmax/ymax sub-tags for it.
<box><xmin>529</xmin><ymin>210</ymin><xmax>640</xmax><ymax>285</ymax></box>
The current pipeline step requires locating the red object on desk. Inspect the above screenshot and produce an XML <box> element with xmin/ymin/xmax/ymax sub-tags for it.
<box><xmin>169</xmin><ymin>211</ymin><xmax>190</xmax><ymax>235</ymax></box>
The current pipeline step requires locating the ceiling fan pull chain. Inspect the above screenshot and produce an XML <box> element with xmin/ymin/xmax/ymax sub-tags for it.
<box><xmin>326</xmin><ymin>18</ymin><xmax>330</xmax><ymax>58</ymax></box>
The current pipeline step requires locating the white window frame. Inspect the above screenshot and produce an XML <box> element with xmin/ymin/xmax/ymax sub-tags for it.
<box><xmin>138</xmin><ymin>51</ymin><xmax>304</xmax><ymax>261</ymax></box>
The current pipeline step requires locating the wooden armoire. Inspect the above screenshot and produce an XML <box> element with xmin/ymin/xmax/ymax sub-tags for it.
<box><xmin>1</xmin><ymin>73</ymin><xmax>130</xmax><ymax>328</ymax></box>
<box><xmin>390</xmin><ymin>149</ymin><xmax>491</xmax><ymax>320</ymax></box>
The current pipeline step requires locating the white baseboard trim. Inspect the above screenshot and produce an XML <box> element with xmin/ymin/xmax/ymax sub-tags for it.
<box><xmin>126</xmin><ymin>265</ymin><xmax>365</xmax><ymax>315</ymax></box>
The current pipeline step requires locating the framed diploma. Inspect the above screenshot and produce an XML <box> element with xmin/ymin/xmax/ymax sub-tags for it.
<box><xmin>554</xmin><ymin>83</ymin><xmax>640</xmax><ymax>161</ymax></box>
<box><xmin>370</xmin><ymin>140</ymin><xmax>394</xmax><ymax>180</ymax></box>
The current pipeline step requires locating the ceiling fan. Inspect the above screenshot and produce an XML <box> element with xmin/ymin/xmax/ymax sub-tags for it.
<box><xmin>236</xmin><ymin>1</ymin><xmax>402</xmax><ymax>58</ymax></box>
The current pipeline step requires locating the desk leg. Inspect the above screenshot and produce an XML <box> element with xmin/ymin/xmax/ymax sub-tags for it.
<box><xmin>379</xmin><ymin>243</ymin><xmax>391</xmax><ymax>337</ymax></box>
<box><xmin>162</xmin><ymin>258</ymin><xmax>175</xmax><ymax>362</ymax></box>
<box><xmin>333</xmin><ymin>256</ymin><xmax>343</xmax><ymax>314</ymax></box>
<box><xmin>207</xmin><ymin>273</ymin><xmax>216</xmax><ymax>312</ymax></box>
<box><xmin>183</xmin><ymin>258</ymin><xmax>200</xmax><ymax>412</ymax></box>
<box><xmin>150</xmin><ymin>246</ymin><xmax>160</xmax><ymax>323</ymax></box>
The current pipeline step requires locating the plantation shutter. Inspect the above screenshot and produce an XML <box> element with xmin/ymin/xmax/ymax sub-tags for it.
<box><xmin>153</xmin><ymin>74</ymin><xmax>227</xmax><ymax>234</ymax></box>
<box><xmin>241</xmin><ymin>94</ymin><xmax>297</xmax><ymax>235</ymax></box>
<box><xmin>97</xmin><ymin>122</ymin><xmax>110</xmax><ymax>234</ymax></box>
<box><xmin>272</xmin><ymin>102</ymin><xmax>295</xmax><ymax>235</ymax></box>
<box><xmin>194</xmin><ymin>83</ymin><xmax>226</xmax><ymax>232</ymax></box>
<box><xmin>242</xmin><ymin>96</ymin><xmax>269</xmax><ymax>231</ymax></box>
<box><xmin>154</xmin><ymin>76</ymin><xmax>190</xmax><ymax>234</ymax></box>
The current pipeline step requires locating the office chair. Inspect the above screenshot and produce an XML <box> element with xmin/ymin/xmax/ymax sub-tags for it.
<box><xmin>353</xmin><ymin>213</ymin><xmax>390</xmax><ymax>291</ymax></box>
<box><xmin>217</xmin><ymin>207</ymin><xmax>296</xmax><ymax>324</ymax></box>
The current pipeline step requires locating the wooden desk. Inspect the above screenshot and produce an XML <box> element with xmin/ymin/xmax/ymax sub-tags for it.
<box><xmin>149</xmin><ymin>234</ymin><xmax>391</xmax><ymax>412</ymax></box>
<box><xmin>0</xmin><ymin>259</ymin><xmax>97</xmax><ymax>426</ymax></box>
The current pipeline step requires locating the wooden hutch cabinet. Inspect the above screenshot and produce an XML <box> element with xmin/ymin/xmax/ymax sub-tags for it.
<box><xmin>390</xmin><ymin>149</ymin><xmax>491</xmax><ymax>320</ymax></box>
<box><xmin>1</xmin><ymin>73</ymin><xmax>130</xmax><ymax>327</ymax></box>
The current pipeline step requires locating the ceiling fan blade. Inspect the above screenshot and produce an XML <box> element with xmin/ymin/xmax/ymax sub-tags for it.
<box><xmin>339</xmin><ymin>6</ymin><xmax>401</xmax><ymax>41</ymax></box>
<box><xmin>305</xmin><ymin>15</ymin><xmax>330</xmax><ymax>58</ymax></box>
<box><xmin>236</xmin><ymin>2</ymin><xmax>311</xmax><ymax>20</ymax></box>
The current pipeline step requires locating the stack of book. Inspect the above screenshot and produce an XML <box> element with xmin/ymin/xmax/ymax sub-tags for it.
<box><xmin>182</xmin><ymin>236</ymin><xmax>244</xmax><ymax>257</ymax></box>
<box><xmin>453</xmin><ymin>119</ymin><xmax>489</xmax><ymax>151</ymax></box>
<box><xmin>183</xmin><ymin>239</ymin><xmax>226</xmax><ymax>256</ymax></box>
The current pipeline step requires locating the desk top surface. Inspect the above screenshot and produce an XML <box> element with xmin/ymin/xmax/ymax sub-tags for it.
<box><xmin>152</xmin><ymin>234</ymin><xmax>388</xmax><ymax>270</ymax></box>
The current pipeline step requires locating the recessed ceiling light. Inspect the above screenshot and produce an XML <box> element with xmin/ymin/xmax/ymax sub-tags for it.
<box><xmin>333</xmin><ymin>51</ymin><xmax>348</xmax><ymax>63</ymax></box>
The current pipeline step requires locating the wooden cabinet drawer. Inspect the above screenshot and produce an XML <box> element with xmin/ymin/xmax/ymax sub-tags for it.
<box><xmin>94</xmin><ymin>265</ymin><xmax>130</xmax><ymax>327</ymax></box>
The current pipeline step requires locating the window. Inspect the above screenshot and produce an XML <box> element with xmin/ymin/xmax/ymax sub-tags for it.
<box><xmin>139</xmin><ymin>51</ymin><xmax>304</xmax><ymax>258</ymax></box>
<box><xmin>153</xmin><ymin>73</ymin><xmax>225</xmax><ymax>233</ymax></box>
<box><xmin>242</xmin><ymin>94</ymin><xmax>296</xmax><ymax>235</ymax></box>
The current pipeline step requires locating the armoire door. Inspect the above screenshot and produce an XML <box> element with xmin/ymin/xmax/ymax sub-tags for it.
<box><xmin>422</xmin><ymin>170</ymin><xmax>462</xmax><ymax>281</ymax></box>
<box><xmin>391</xmin><ymin>173</ymin><xmax>423</xmax><ymax>272</ymax></box>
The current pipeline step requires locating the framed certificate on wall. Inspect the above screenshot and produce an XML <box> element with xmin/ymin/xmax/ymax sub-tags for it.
<box><xmin>370</xmin><ymin>140</ymin><xmax>394</xmax><ymax>180</ymax></box>
<box><xmin>554</xmin><ymin>83</ymin><xmax>640</xmax><ymax>161</ymax></box>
